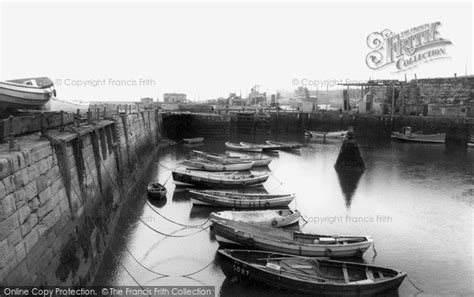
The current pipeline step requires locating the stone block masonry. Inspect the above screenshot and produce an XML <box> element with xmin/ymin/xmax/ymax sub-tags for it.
<box><xmin>0</xmin><ymin>109</ymin><xmax>164</xmax><ymax>285</ymax></box>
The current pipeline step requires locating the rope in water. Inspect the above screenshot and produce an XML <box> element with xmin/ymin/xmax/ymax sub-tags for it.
<box><xmin>95</xmin><ymin>155</ymin><xmax>210</xmax><ymax>233</ymax></box>
<box><xmin>125</xmin><ymin>245</ymin><xmax>214</xmax><ymax>277</ymax></box>
<box><xmin>145</xmin><ymin>200</ymin><xmax>210</xmax><ymax>228</ymax></box>
<box><xmin>65</xmin><ymin>133</ymin><xmax>149</xmax><ymax>294</ymax></box>
<box><xmin>407</xmin><ymin>276</ymin><xmax>424</xmax><ymax>293</ymax></box>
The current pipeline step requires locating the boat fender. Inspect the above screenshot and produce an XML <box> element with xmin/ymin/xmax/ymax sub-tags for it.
<box><xmin>242</xmin><ymin>181</ymin><xmax>246</xmax><ymax>185</ymax></box>
<box><xmin>264</xmin><ymin>202</ymin><xmax>270</xmax><ymax>208</ymax></box>
<box><xmin>278</xmin><ymin>210</ymin><xmax>283</xmax><ymax>215</ymax></box>
<box><xmin>325</xmin><ymin>248</ymin><xmax>332</xmax><ymax>256</ymax></box>
<box><xmin>271</xmin><ymin>220</ymin><xmax>278</xmax><ymax>227</ymax></box>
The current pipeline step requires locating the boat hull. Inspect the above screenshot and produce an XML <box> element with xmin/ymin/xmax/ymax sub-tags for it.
<box><xmin>213</xmin><ymin>221</ymin><xmax>373</xmax><ymax>257</ymax></box>
<box><xmin>190</xmin><ymin>191</ymin><xmax>295</xmax><ymax>208</ymax></box>
<box><xmin>210</xmin><ymin>209</ymin><xmax>300</xmax><ymax>227</ymax></box>
<box><xmin>218</xmin><ymin>250</ymin><xmax>407</xmax><ymax>297</ymax></box>
<box><xmin>309</xmin><ymin>130</ymin><xmax>348</xmax><ymax>138</ymax></box>
<box><xmin>225</xmin><ymin>142</ymin><xmax>262</xmax><ymax>152</ymax></box>
<box><xmin>183</xmin><ymin>137</ymin><xmax>204</xmax><ymax>144</ymax></box>
<box><xmin>192</xmin><ymin>150</ymin><xmax>271</xmax><ymax>167</ymax></box>
<box><xmin>391</xmin><ymin>133</ymin><xmax>446</xmax><ymax>143</ymax></box>
<box><xmin>0</xmin><ymin>78</ymin><xmax>55</xmax><ymax>110</ymax></box>
<box><xmin>266</xmin><ymin>140</ymin><xmax>302</xmax><ymax>150</ymax></box>
<box><xmin>172</xmin><ymin>170</ymin><xmax>268</xmax><ymax>188</ymax></box>
<box><xmin>182</xmin><ymin>160</ymin><xmax>254</xmax><ymax>171</ymax></box>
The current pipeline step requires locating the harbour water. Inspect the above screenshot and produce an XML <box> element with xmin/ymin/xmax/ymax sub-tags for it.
<box><xmin>94</xmin><ymin>134</ymin><xmax>473</xmax><ymax>296</ymax></box>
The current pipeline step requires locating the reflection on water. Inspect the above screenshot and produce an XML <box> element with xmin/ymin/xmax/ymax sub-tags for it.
<box><xmin>95</xmin><ymin>134</ymin><xmax>474</xmax><ymax>296</ymax></box>
<box><xmin>336</xmin><ymin>170</ymin><xmax>364</xmax><ymax>209</ymax></box>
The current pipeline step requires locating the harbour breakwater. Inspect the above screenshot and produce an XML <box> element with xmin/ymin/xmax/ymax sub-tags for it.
<box><xmin>0</xmin><ymin>109</ymin><xmax>165</xmax><ymax>285</ymax></box>
<box><xmin>161</xmin><ymin>111</ymin><xmax>472</xmax><ymax>145</ymax></box>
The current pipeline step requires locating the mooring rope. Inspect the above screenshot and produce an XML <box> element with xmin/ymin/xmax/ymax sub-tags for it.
<box><xmin>96</xmin><ymin>153</ymin><xmax>209</xmax><ymax>230</ymax></box>
<box><xmin>161</xmin><ymin>171</ymin><xmax>173</xmax><ymax>186</ymax></box>
<box><xmin>407</xmin><ymin>276</ymin><xmax>425</xmax><ymax>294</ymax></box>
<box><xmin>126</xmin><ymin>205</ymin><xmax>211</xmax><ymax>238</ymax></box>
<box><xmin>124</xmin><ymin>245</ymin><xmax>214</xmax><ymax>278</ymax></box>
<box><xmin>145</xmin><ymin>200</ymin><xmax>210</xmax><ymax>228</ymax></box>
<box><xmin>83</xmin><ymin>153</ymin><xmax>210</xmax><ymax>238</ymax></box>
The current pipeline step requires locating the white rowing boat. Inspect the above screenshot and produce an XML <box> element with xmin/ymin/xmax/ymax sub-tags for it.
<box><xmin>182</xmin><ymin>159</ymin><xmax>254</xmax><ymax>171</ymax></box>
<box><xmin>210</xmin><ymin>209</ymin><xmax>300</xmax><ymax>227</ymax></box>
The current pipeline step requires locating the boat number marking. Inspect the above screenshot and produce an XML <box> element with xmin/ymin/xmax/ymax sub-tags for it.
<box><xmin>232</xmin><ymin>264</ymin><xmax>250</xmax><ymax>276</ymax></box>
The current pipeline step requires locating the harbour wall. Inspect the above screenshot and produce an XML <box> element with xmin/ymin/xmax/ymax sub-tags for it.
<box><xmin>0</xmin><ymin>109</ymin><xmax>164</xmax><ymax>285</ymax></box>
<box><xmin>162</xmin><ymin>111</ymin><xmax>472</xmax><ymax>144</ymax></box>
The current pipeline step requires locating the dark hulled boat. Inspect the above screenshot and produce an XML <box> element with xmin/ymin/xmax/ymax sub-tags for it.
<box><xmin>218</xmin><ymin>249</ymin><xmax>406</xmax><ymax>296</ymax></box>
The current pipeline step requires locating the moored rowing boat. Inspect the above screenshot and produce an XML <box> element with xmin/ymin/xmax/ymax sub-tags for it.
<box><xmin>240</xmin><ymin>142</ymin><xmax>281</xmax><ymax>151</ymax></box>
<box><xmin>183</xmin><ymin>137</ymin><xmax>204</xmax><ymax>144</ymax></box>
<box><xmin>265</xmin><ymin>140</ymin><xmax>302</xmax><ymax>150</ymax></box>
<box><xmin>307</xmin><ymin>130</ymin><xmax>348</xmax><ymax>138</ymax></box>
<box><xmin>192</xmin><ymin>150</ymin><xmax>272</xmax><ymax>166</ymax></box>
<box><xmin>182</xmin><ymin>159</ymin><xmax>254</xmax><ymax>171</ymax></box>
<box><xmin>172</xmin><ymin>169</ymin><xmax>268</xmax><ymax>188</ymax></box>
<box><xmin>190</xmin><ymin>190</ymin><xmax>295</xmax><ymax>208</ymax></box>
<box><xmin>225</xmin><ymin>142</ymin><xmax>262</xmax><ymax>152</ymax></box>
<box><xmin>210</xmin><ymin>209</ymin><xmax>300</xmax><ymax>227</ymax></box>
<box><xmin>218</xmin><ymin>249</ymin><xmax>407</xmax><ymax>296</ymax></box>
<box><xmin>213</xmin><ymin>220</ymin><xmax>373</xmax><ymax>257</ymax></box>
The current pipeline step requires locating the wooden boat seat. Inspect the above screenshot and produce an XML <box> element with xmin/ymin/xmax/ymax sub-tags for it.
<box><xmin>365</xmin><ymin>268</ymin><xmax>375</xmax><ymax>280</ymax></box>
<box><xmin>342</xmin><ymin>264</ymin><xmax>350</xmax><ymax>283</ymax></box>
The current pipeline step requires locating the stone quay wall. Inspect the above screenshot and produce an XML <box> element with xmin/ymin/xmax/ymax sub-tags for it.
<box><xmin>0</xmin><ymin>109</ymin><xmax>163</xmax><ymax>285</ymax></box>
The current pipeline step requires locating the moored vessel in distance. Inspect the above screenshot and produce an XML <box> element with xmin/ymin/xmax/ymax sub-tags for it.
<box><xmin>213</xmin><ymin>220</ymin><xmax>373</xmax><ymax>257</ymax></box>
<box><xmin>210</xmin><ymin>209</ymin><xmax>300</xmax><ymax>227</ymax></box>
<box><xmin>265</xmin><ymin>140</ymin><xmax>302</xmax><ymax>150</ymax></box>
<box><xmin>0</xmin><ymin>77</ymin><xmax>56</xmax><ymax>110</ymax></box>
<box><xmin>225</xmin><ymin>142</ymin><xmax>263</xmax><ymax>152</ymax></box>
<box><xmin>182</xmin><ymin>159</ymin><xmax>254</xmax><ymax>171</ymax></box>
<box><xmin>218</xmin><ymin>249</ymin><xmax>407</xmax><ymax>296</ymax></box>
<box><xmin>391</xmin><ymin>126</ymin><xmax>446</xmax><ymax>143</ymax></box>
<box><xmin>240</xmin><ymin>142</ymin><xmax>281</xmax><ymax>151</ymax></box>
<box><xmin>183</xmin><ymin>137</ymin><xmax>204</xmax><ymax>144</ymax></box>
<box><xmin>190</xmin><ymin>190</ymin><xmax>295</xmax><ymax>208</ymax></box>
<box><xmin>172</xmin><ymin>169</ymin><xmax>268</xmax><ymax>188</ymax></box>
<box><xmin>307</xmin><ymin>130</ymin><xmax>348</xmax><ymax>138</ymax></box>
<box><xmin>50</xmin><ymin>98</ymin><xmax>89</xmax><ymax>112</ymax></box>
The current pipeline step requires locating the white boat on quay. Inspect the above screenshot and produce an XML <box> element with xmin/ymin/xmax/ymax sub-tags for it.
<box><xmin>0</xmin><ymin>77</ymin><xmax>56</xmax><ymax>110</ymax></box>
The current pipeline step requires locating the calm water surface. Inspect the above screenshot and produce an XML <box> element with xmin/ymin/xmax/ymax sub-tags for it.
<box><xmin>95</xmin><ymin>134</ymin><xmax>473</xmax><ymax>296</ymax></box>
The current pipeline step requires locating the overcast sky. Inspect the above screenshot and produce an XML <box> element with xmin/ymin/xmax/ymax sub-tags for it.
<box><xmin>1</xmin><ymin>1</ymin><xmax>472</xmax><ymax>101</ymax></box>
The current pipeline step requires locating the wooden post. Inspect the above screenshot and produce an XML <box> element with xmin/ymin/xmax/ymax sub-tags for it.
<box><xmin>400</xmin><ymin>83</ymin><xmax>405</xmax><ymax>116</ymax></box>
<box><xmin>391</xmin><ymin>83</ymin><xmax>395</xmax><ymax>119</ymax></box>
<box><xmin>60</xmin><ymin>110</ymin><xmax>65</xmax><ymax>131</ymax></box>
<box><xmin>103</xmin><ymin>107</ymin><xmax>106</xmax><ymax>118</ymax></box>
<box><xmin>9</xmin><ymin>115</ymin><xmax>15</xmax><ymax>150</ymax></box>
<box><xmin>117</xmin><ymin>105</ymin><xmax>120</xmax><ymax>115</ymax></box>
<box><xmin>87</xmin><ymin>108</ymin><xmax>92</xmax><ymax>125</ymax></box>
<box><xmin>76</xmin><ymin>109</ymin><xmax>80</xmax><ymax>127</ymax></box>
